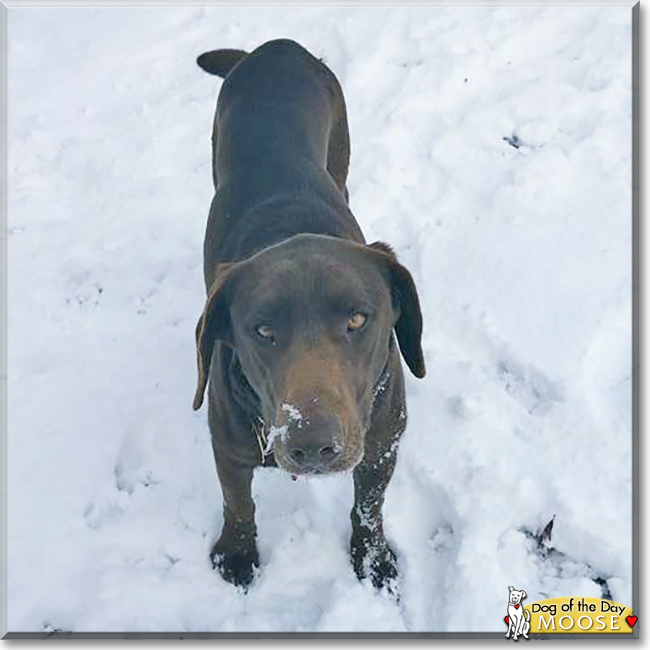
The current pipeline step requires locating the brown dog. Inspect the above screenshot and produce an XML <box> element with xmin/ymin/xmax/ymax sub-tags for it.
<box><xmin>194</xmin><ymin>39</ymin><xmax>425</xmax><ymax>591</ymax></box>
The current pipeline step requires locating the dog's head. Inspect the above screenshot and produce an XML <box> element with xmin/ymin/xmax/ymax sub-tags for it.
<box><xmin>508</xmin><ymin>586</ymin><xmax>527</xmax><ymax>605</ymax></box>
<box><xmin>193</xmin><ymin>234</ymin><xmax>425</xmax><ymax>475</ymax></box>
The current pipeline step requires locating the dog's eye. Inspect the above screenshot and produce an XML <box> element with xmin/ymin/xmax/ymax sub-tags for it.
<box><xmin>255</xmin><ymin>324</ymin><xmax>274</xmax><ymax>340</ymax></box>
<box><xmin>347</xmin><ymin>312</ymin><xmax>367</xmax><ymax>331</ymax></box>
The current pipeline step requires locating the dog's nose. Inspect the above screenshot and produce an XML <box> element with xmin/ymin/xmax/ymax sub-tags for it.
<box><xmin>285</xmin><ymin>413</ymin><xmax>342</xmax><ymax>470</ymax></box>
<box><xmin>288</xmin><ymin>443</ymin><xmax>341</xmax><ymax>468</ymax></box>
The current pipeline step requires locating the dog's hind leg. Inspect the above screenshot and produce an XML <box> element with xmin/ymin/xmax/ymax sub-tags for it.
<box><xmin>325</xmin><ymin>79</ymin><xmax>351</xmax><ymax>200</ymax></box>
<box><xmin>197</xmin><ymin>48</ymin><xmax>249</xmax><ymax>191</ymax></box>
<box><xmin>326</xmin><ymin>97</ymin><xmax>350</xmax><ymax>199</ymax></box>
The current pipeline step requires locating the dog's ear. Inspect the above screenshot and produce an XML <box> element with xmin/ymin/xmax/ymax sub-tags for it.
<box><xmin>509</xmin><ymin>586</ymin><xmax>514</xmax><ymax>592</ymax></box>
<box><xmin>367</xmin><ymin>242</ymin><xmax>425</xmax><ymax>379</ymax></box>
<box><xmin>521</xmin><ymin>591</ymin><xmax>527</xmax><ymax>599</ymax></box>
<box><xmin>193</xmin><ymin>263</ymin><xmax>239</xmax><ymax>410</ymax></box>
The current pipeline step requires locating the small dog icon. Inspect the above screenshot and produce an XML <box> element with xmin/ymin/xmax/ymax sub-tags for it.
<box><xmin>505</xmin><ymin>586</ymin><xmax>531</xmax><ymax>640</ymax></box>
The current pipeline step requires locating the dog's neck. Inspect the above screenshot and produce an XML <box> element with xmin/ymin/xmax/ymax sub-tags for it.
<box><xmin>372</xmin><ymin>357</ymin><xmax>392</xmax><ymax>399</ymax></box>
<box><xmin>228</xmin><ymin>352</ymin><xmax>262</xmax><ymax>418</ymax></box>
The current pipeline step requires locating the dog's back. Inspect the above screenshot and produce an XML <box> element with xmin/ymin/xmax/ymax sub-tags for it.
<box><xmin>197</xmin><ymin>39</ymin><xmax>361</xmax><ymax>284</ymax></box>
<box><xmin>199</xmin><ymin>40</ymin><xmax>348</xmax><ymax>193</ymax></box>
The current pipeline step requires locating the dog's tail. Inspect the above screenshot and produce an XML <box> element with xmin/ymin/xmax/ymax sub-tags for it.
<box><xmin>197</xmin><ymin>49</ymin><xmax>248</xmax><ymax>78</ymax></box>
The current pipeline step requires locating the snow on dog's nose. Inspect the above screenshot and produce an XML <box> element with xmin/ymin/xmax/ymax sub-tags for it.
<box><xmin>280</xmin><ymin>403</ymin><xmax>343</xmax><ymax>472</ymax></box>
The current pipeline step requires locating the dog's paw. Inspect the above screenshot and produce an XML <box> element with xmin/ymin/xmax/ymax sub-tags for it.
<box><xmin>210</xmin><ymin>545</ymin><xmax>260</xmax><ymax>589</ymax></box>
<box><xmin>351</xmin><ymin>536</ymin><xmax>400</xmax><ymax>598</ymax></box>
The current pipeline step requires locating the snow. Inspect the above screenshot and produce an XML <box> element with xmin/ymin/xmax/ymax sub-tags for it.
<box><xmin>264</xmin><ymin>425</ymin><xmax>288</xmax><ymax>455</ymax></box>
<box><xmin>281</xmin><ymin>403</ymin><xmax>305</xmax><ymax>427</ymax></box>
<box><xmin>6</xmin><ymin>6</ymin><xmax>633</xmax><ymax>634</ymax></box>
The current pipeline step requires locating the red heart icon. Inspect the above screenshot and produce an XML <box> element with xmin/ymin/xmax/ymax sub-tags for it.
<box><xmin>514</xmin><ymin>604</ymin><xmax>519</xmax><ymax>609</ymax></box>
<box><xmin>626</xmin><ymin>616</ymin><xmax>637</xmax><ymax>628</ymax></box>
<box><xmin>504</xmin><ymin>616</ymin><xmax>509</xmax><ymax>625</ymax></box>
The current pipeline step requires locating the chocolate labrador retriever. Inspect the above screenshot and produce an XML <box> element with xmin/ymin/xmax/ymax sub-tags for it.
<box><xmin>194</xmin><ymin>39</ymin><xmax>425</xmax><ymax>592</ymax></box>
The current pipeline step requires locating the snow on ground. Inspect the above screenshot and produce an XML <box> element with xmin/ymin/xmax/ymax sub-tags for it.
<box><xmin>7</xmin><ymin>7</ymin><xmax>632</xmax><ymax>633</ymax></box>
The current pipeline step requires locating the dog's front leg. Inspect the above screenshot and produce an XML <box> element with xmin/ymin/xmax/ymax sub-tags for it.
<box><xmin>210</xmin><ymin>455</ymin><xmax>259</xmax><ymax>589</ymax></box>
<box><xmin>350</xmin><ymin>452</ymin><xmax>399</xmax><ymax>594</ymax></box>
<box><xmin>515</xmin><ymin>614</ymin><xmax>525</xmax><ymax>640</ymax></box>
